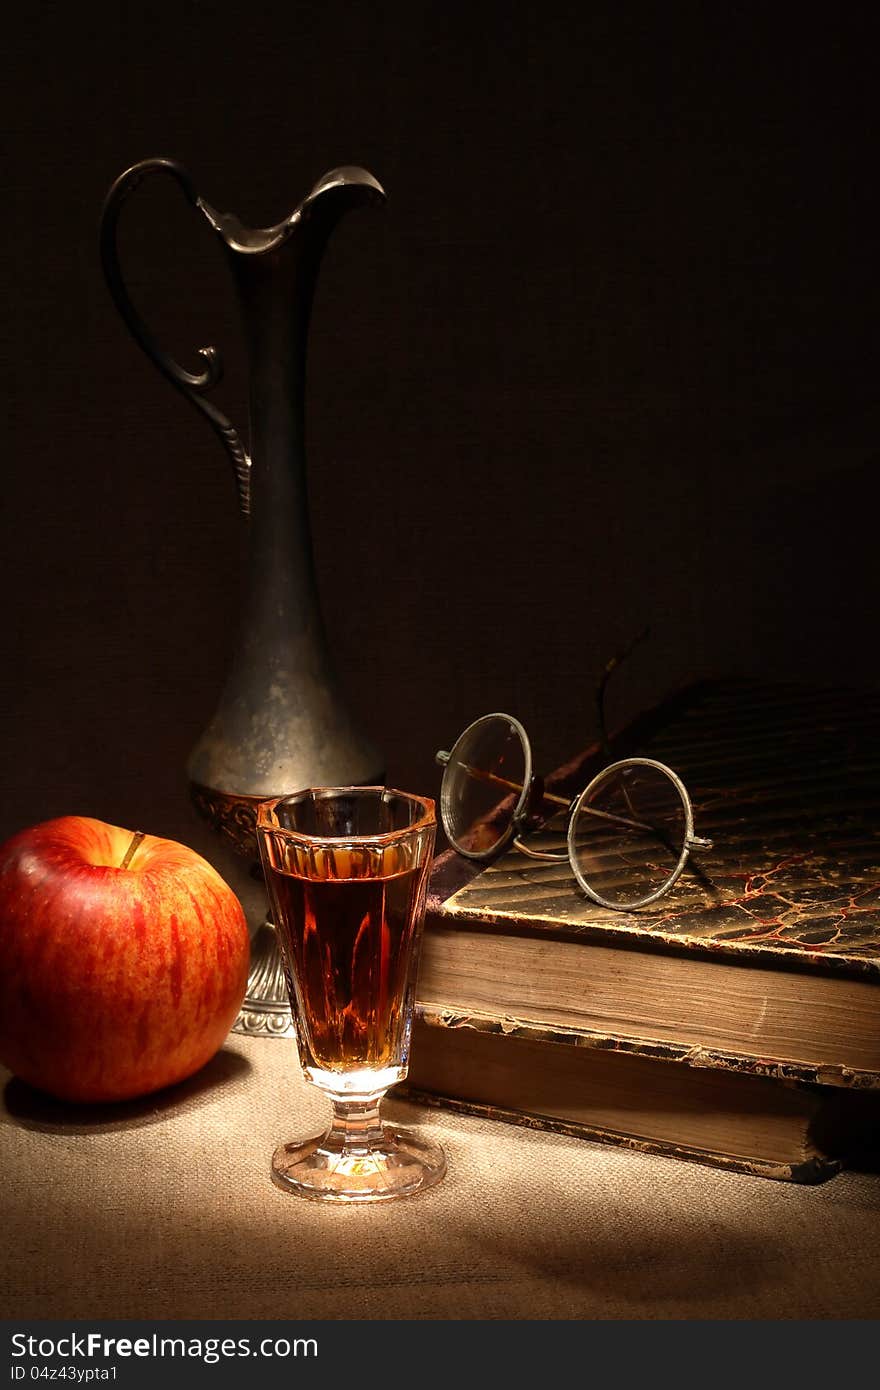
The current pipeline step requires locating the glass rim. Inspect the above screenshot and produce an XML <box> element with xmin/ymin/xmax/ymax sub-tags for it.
<box><xmin>439</xmin><ymin>711</ymin><xmax>532</xmax><ymax>860</ymax></box>
<box><xmin>566</xmin><ymin>756</ymin><xmax>694</xmax><ymax>909</ymax></box>
<box><xmin>257</xmin><ymin>786</ymin><xmax>436</xmax><ymax>847</ymax></box>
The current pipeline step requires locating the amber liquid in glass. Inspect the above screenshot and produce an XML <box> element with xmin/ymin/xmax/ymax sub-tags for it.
<box><xmin>267</xmin><ymin>852</ymin><xmax>425</xmax><ymax>1079</ymax></box>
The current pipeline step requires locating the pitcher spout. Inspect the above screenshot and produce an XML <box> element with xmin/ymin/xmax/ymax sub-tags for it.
<box><xmin>303</xmin><ymin>165</ymin><xmax>386</xmax><ymax>215</ymax></box>
<box><xmin>196</xmin><ymin>166</ymin><xmax>385</xmax><ymax>255</ymax></box>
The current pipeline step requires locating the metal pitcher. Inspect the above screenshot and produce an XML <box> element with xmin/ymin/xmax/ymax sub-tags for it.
<box><xmin>100</xmin><ymin>158</ymin><xmax>385</xmax><ymax>1034</ymax></box>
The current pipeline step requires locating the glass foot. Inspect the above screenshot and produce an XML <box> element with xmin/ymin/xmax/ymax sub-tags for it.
<box><xmin>272</xmin><ymin>1122</ymin><xmax>446</xmax><ymax>1203</ymax></box>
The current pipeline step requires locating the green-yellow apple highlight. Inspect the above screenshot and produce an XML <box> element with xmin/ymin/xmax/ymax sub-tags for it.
<box><xmin>0</xmin><ymin>816</ymin><xmax>250</xmax><ymax>1101</ymax></box>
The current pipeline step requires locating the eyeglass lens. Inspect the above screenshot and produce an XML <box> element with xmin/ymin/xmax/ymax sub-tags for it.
<box><xmin>442</xmin><ymin>716</ymin><xmax>528</xmax><ymax>856</ymax></box>
<box><xmin>569</xmin><ymin>762</ymin><xmax>688</xmax><ymax>907</ymax></box>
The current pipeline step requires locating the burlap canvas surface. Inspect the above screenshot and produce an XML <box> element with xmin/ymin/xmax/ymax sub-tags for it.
<box><xmin>2</xmin><ymin>1036</ymin><xmax>878</xmax><ymax>1320</ymax></box>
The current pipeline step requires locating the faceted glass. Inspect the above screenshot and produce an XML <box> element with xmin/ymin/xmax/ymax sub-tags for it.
<box><xmin>258</xmin><ymin>787</ymin><xmax>445</xmax><ymax>1203</ymax></box>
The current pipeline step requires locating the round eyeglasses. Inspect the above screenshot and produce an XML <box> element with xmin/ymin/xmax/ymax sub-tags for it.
<box><xmin>436</xmin><ymin>712</ymin><xmax>713</xmax><ymax>910</ymax></box>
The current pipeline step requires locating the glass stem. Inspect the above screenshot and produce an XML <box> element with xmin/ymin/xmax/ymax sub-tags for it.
<box><xmin>326</xmin><ymin>1094</ymin><xmax>386</xmax><ymax>1158</ymax></box>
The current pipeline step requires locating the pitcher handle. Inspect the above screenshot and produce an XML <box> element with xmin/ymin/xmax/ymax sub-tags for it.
<box><xmin>99</xmin><ymin>157</ymin><xmax>251</xmax><ymax>518</ymax></box>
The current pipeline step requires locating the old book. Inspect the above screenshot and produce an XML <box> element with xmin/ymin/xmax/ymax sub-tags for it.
<box><xmin>409</xmin><ymin>682</ymin><xmax>880</xmax><ymax>1177</ymax></box>
<box><xmin>405</xmin><ymin>1014</ymin><xmax>867</xmax><ymax>1182</ymax></box>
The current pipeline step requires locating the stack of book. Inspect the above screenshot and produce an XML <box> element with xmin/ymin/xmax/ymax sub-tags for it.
<box><xmin>408</xmin><ymin>682</ymin><xmax>880</xmax><ymax>1181</ymax></box>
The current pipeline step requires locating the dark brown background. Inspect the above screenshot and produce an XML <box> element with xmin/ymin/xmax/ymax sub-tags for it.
<box><xmin>3</xmin><ymin>4</ymin><xmax>879</xmax><ymax>848</ymax></box>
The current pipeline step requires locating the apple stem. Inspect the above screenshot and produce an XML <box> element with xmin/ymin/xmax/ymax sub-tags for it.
<box><xmin>120</xmin><ymin>831</ymin><xmax>146</xmax><ymax>870</ymax></box>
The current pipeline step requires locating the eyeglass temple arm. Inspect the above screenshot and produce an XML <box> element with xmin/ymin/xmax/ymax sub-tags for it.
<box><xmin>511</xmin><ymin>839</ymin><xmax>568</xmax><ymax>862</ymax></box>
<box><xmin>516</xmin><ymin>820</ymin><xmax>713</xmax><ymax>861</ymax></box>
<box><xmin>436</xmin><ymin>752</ymin><xmax>690</xmax><ymax>837</ymax></box>
<box><xmin>514</xmin><ymin>804</ymin><xmax>664</xmax><ymax>855</ymax></box>
<box><xmin>435</xmin><ymin>752</ymin><xmax>569</xmax><ymax>808</ymax></box>
<box><xmin>596</xmin><ymin>625</ymin><xmax>650</xmax><ymax>754</ymax></box>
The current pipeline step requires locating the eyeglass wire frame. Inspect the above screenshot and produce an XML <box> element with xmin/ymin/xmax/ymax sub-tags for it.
<box><xmin>436</xmin><ymin>714</ymin><xmax>712</xmax><ymax>910</ymax></box>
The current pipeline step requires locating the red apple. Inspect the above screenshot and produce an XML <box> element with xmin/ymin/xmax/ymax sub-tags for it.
<box><xmin>0</xmin><ymin>816</ymin><xmax>250</xmax><ymax>1102</ymax></box>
